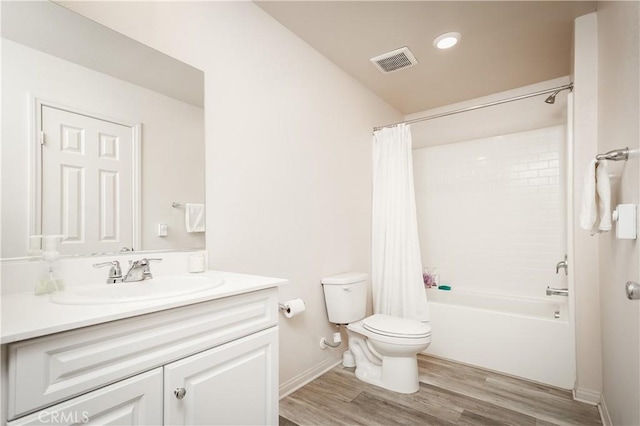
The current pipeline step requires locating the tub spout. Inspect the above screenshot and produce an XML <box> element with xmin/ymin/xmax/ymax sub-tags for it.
<box><xmin>546</xmin><ymin>286</ymin><xmax>568</xmax><ymax>297</ymax></box>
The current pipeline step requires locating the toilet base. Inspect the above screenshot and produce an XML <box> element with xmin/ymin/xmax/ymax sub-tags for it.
<box><xmin>350</xmin><ymin>353</ymin><xmax>420</xmax><ymax>394</ymax></box>
<box><xmin>346</xmin><ymin>324</ymin><xmax>427</xmax><ymax>394</ymax></box>
<box><xmin>380</xmin><ymin>355</ymin><xmax>420</xmax><ymax>393</ymax></box>
<box><xmin>342</xmin><ymin>350</ymin><xmax>356</xmax><ymax>368</ymax></box>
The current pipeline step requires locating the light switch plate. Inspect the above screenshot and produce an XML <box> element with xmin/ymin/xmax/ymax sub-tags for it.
<box><xmin>158</xmin><ymin>223</ymin><xmax>168</xmax><ymax>237</ymax></box>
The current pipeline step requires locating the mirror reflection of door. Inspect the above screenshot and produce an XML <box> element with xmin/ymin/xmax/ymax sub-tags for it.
<box><xmin>41</xmin><ymin>105</ymin><xmax>136</xmax><ymax>255</ymax></box>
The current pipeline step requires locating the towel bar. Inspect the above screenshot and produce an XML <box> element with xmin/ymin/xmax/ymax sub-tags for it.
<box><xmin>171</xmin><ymin>202</ymin><xmax>183</xmax><ymax>208</ymax></box>
<box><xmin>596</xmin><ymin>147</ymin><xmax>629</xmax><ymax>162</ymax></box>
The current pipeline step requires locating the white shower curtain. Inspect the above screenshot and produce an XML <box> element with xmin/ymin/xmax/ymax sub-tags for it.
<box><xmin>372</xmin><ymin>124</ymin><xmax>429</xmax><ymax>321</ymax></box>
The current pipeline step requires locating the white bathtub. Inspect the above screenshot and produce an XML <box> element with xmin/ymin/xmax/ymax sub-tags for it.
<box><xmin>423</xmin><ymin>288</ymin><xmax>575</xmax><ymax>389</ymax></box>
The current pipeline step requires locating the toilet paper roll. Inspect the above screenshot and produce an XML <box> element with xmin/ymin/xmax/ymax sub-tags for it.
<box><xmin>282</xmin><ymin>298</ymin><xmax>306</xmax><ymax>318</ymax></box>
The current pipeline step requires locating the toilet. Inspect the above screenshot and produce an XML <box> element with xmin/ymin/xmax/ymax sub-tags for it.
<box><xmin>321</xmin><ymin>272</ymin><xmax>431</xmax><ymax>394</ymax></box>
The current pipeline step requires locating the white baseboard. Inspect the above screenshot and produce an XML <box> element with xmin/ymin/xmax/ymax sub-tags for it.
<box><xmin>598</xmin><ymin>394</ymin><xmax>612</xmax><ymax>426</ymax></box>
<box><xmin>279</xmin><ymin>354</ymin><xmax>344</xmax><ymax>400</ymax></box>
<box><xmin>573</xmin><ymin>387</ymin><xmax>601</xmax><ymax>405</ymax></box>
<box><xmin>573</xmin><ymin>387</ymin><xmax>610</xmax><ymax>425</ymax></box>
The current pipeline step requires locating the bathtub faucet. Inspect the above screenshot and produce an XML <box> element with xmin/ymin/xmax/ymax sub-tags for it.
<box><xmin>555</xmin><ymin>254</ymin><xmax>568</xmax><ymax>275</ymax></box>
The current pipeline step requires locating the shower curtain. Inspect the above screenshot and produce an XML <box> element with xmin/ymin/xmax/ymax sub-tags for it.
<box><xmin>372</xmin><ymin>124</ymin><xmax>429</xmax><ymax>321</ymax></box>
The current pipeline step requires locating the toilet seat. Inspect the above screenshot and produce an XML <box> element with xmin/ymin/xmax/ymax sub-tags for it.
<box><xmin>362</xmin><ymin>314</ymin><xmax>431</xmax><ymax>339</ymax></box>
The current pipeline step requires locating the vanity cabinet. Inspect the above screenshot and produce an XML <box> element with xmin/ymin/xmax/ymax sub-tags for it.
<box><xmin>7</xmin><ymin>369</ymin><xmax>164</xmax><ymax>426</ymax></box>
<box><xmin>3</xmin><ymin>288</ymin><xmax>279</xmax><ymax>425</ymax></box>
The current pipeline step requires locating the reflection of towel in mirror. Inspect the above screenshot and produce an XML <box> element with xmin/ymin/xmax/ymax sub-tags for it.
<box><xmin>579</xmin><ymin>160</ymin><xmax>611</xmax><ymax>234</ymax></box>
<box><xmin>185</xmin><ymin>203</ymin><xmax>205</xmax><ymax>233</ymax></box>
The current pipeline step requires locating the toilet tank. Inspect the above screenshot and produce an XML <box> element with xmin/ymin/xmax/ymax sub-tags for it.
<box><xmin>321</xmin><ymin>272</ymin><xmax>368</xmax><ymax>324</ymax></box>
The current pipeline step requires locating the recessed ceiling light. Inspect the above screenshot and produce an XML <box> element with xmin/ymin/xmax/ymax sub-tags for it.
<box><xmin>433</xmin><ymin>32</ymin><xmax>462</xmax><ymax>50</ymax></box>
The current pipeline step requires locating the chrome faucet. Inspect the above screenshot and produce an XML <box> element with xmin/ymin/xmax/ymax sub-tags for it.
<box><xmin>123</xmin><ymin>258</ymin><xmax>162</xmax><ymax>282</ymax></box>
<box><xmin>555</xmin><ymin>254</ymin><xmax>568</xmax><ymax>275</ymax></box>
<box><xmin>93</xmin><ymin>260</ymin><xmax>123</xmax><ymax>284</ymax></box>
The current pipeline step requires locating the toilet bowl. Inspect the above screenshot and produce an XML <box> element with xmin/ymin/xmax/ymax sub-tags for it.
<box><xmin>346</xmin><ymin>314</ymin><xmax>431</xmax><ymax>394</ymax></box>
<box><xmin>321</xmin><ymin>272</ymin><xmax>432</xmax><ymax>394</ymax></box>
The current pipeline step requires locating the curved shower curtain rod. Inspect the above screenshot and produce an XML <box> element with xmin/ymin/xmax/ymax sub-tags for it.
<box><xmin>373</xmin><ymin>83</ymin><xmax>574</xmax><ymax>132</ymax></box>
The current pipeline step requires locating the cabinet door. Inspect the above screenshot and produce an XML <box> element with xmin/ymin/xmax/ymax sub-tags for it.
<box><xmin>8</xmin><ymin>368</ymin><xmax>162</xmax><ymax>426</ymax></box>
<box><xmin>164</xmin><ymin>326</ymin><xmax>278</xmax><ymax>426</ymax></box>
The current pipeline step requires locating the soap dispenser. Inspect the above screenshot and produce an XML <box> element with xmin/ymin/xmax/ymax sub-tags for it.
<box><xmin>35</xmin><ymin>235</ymin><xmax>65</xmax><ymax>295</ymax></box>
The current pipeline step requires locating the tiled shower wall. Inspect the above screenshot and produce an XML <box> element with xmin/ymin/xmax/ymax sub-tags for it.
<box><xmin>413</xmin><ymin>125</ymin><xmax>567</xmax><ymax>298</ymax></box>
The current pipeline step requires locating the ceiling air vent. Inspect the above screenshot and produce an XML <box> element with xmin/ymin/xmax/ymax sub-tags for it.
<box><xmin>370</xmin><ymin>47</ymin><xmax>418</xmax><ymax>74</ymax></box>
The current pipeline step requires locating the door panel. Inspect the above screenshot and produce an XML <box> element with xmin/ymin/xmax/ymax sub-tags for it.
<box><xmin>41</xmin><ymin>106</ymin><xmax>133</xmax><ymax>254</ymax></box>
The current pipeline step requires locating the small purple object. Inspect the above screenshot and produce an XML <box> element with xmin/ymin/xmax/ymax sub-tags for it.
<box><xmin>423</xmin><ymin>273</ymin><xmax>433</xmax><ymax>287</ymax></box>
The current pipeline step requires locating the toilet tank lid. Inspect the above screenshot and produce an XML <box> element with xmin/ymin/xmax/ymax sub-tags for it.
<box><xmin>321</xmin><ymin>272</ymin><xmax>368</xmax><ymax>285</ymax></box>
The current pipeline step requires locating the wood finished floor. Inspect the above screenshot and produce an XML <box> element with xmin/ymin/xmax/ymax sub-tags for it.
<box><xmin>279</xmin><ymin>355</ymin><xmax>602</xmax><ymax>426</ymax></box>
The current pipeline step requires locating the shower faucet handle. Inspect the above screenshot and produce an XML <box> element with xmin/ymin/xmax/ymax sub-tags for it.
<box><xmin>546</xmin><ymin>286</ymin><xmax>569</xmax><ymax>297</ymax></box>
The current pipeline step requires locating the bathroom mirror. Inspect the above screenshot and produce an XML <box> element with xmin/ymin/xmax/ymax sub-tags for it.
<box><xmin>1</xmin><ymin>1</ymin><xmax>205</xmax><ymax>258</ymax></box>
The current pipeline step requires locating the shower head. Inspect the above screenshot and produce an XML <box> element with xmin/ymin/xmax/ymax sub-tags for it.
<box><xmin>545</xmin><ymin>90</ymin><xmax>561</xmax><ymax>104</ymax></box>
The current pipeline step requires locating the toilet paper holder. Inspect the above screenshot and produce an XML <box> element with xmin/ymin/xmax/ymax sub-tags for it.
<box><xmin>278</xmin><ymin>299</ymin><xmax>306</xmax><ymax>318</ymax></box>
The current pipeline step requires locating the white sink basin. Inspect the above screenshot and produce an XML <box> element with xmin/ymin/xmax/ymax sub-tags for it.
<box><xmin>49</xmin><ymin>275</ymin><xmax>224</xmax><ymax>305</ymax></box>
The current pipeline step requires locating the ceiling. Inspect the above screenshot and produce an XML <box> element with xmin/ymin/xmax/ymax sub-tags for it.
<box><xmin>256</xmin><ymin>1</ymin><xmax>596</xmax><ymax>114</ymax></box>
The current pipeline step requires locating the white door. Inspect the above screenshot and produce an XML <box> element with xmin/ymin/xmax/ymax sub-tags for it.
<box><xmin>164</xmin><ymin>327</ymin><xmax>279</xmax><ymax>426</ymax></box>
<box><xmin>41</xmin><ymin>105</ymin><xmax>134</xmax><ymax>255</ymax></box>
<box><xmin>7</xmin><ymin>368</ymin><xmax>163</xmax><ymax>426</ymax></box>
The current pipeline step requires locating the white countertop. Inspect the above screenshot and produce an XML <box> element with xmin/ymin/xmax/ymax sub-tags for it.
<box><xmin>1</xmin><ymin>271</ymin><xmax>287</xmax><ymax>344</ymax></box>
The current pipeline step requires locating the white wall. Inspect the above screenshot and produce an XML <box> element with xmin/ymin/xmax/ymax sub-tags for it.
<box><xmin>1</xmin><ymin>39</ymin><xmax>205</xmax><ymax>258</ymax></box>
<box><xmin>61</xmin><ymin>1</ymin><xmax>401</xmax><ymax>391</ymax></box>
<box><xmin>407</xmin><ymin>77</ymin><xmax>570</xmax><ymax>149</ymax></box>
<box><xmin>572</xmin><ymin>13</ymin><xmax>604</xmax><ymax>404</ymax></box>
<box><xmin>414</xmin><ymin>125</ymin><xmax>567</xmax><ymax>298</ymax></box>
<box><xmin>596</xmin><ymin>2</ymin><xmax>640</xmax><ymax>425</ymax></box>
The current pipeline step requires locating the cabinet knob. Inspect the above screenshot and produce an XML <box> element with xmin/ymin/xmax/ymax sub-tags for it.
<box><xmin>174</xmin><ymin>387</ymin><xmax>186</xmax><ymax>400</ymax></box>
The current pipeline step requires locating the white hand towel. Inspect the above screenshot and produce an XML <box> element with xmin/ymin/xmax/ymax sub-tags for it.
<box><xmin>579</xmin><ymin>160</ymin><xmax>611</xmax><ymax>234</ymax></box>
<box><xmin>185</xmin><ymin>203</ymin><xmax>205</xmax><ymax>233</ymax></box>
<box><xmin>579</xmin><ymin>160</ymin><xmax>597</xmax><ymax>231</ymax></box>
<box><xmin>596</xmin><ymin>161</ymin><xmax>612</xmax><ymax>231</ymax></box>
